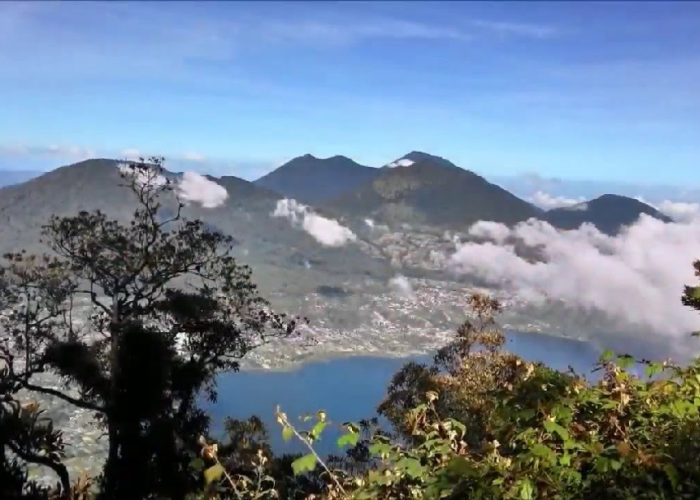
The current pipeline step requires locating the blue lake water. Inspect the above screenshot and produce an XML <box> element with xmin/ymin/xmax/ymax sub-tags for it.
<box><xmin>208</xmin><ymin>331</ymin><xmax>655</xmax><ymax>456</ymax></box>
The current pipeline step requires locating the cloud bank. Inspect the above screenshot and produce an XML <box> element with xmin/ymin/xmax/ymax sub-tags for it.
<box><xmin>449</xmin><ymin>216</ymin><xmax>700</xmax><ymax>337</ymax></box>
<box><xmin>272</xmin><ymin>198</ymin><xmax>357</xmax><ymax>247</ymax></box>
<box><xmin>634</xmin><ymin>196</ymin><xmax>700</xmax><ymax>223</ymax></box>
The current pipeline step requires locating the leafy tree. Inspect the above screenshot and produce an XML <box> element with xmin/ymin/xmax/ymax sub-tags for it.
<box><xmin>682</xmin><ymin>259</ymin><xmax>700</xmax><ymax>315</ymax></box>
<box><xmin>0</xmin><ymin>158</ymin><xmax>301</xmax><ymax>499</ymax></box>
<box><xmin>379</xmin><ymin>293</ymin><xmax>532</xmax><ymax>449</ymax></box>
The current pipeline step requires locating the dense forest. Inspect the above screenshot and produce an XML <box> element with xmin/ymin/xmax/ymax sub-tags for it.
<box><xmin>2</xmin><ymin>159</ymin><xmax>700</xmax><ymax>499</ymax></box>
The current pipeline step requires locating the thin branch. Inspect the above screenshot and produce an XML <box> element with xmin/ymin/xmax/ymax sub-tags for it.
<box><xmin>276</xmin><ymin>410</ymin><xmax>346</xmax><ymax>495</ymax></box>
<box><xmin>22</xmin><ymin>381</ymin><xmax>104</xmax><ymax>412</ymax></box>
<box><xmin>7</xmin><ymin>440</ymin><xmax>71</xmax><ymax>497</ymax></box>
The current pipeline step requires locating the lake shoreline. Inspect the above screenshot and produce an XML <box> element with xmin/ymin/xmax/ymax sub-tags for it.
<box><xmin>238</xmin><ymin>328</ymin><xmax>589</xmax><ymax>374</ymax></box>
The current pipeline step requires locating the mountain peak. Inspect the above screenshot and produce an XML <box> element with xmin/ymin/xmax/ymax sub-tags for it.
<box><xmin>384</xmin><ymin>151</ymin><xmax>459</xmax><ymax>170</ymax></box>
<box><xmin>544</xmin><ymin>193</ymin><xmax>672</xmax><ymax>234</ymax></box>
<box><xmin>254</xmin><ymin>154</ymin><xmax>378</xmax><ymax>204</ymax></box>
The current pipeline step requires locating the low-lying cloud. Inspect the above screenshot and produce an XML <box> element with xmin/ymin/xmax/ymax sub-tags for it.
<box><xmin>272</xmin><ymin>198</ymin><xmax>357</xmax><ymax>247</ymax></box>
<box><xmin>529</xmin><ymin>190</ymin><xmax>586</xmax><ymax>209</ymax></box>
<box><xmin>177</xmin><ymin>172</ymin><xmax>229</xmax><ymax>208</ymax></box>
<box><xmin>389</xmin><ymin>275</ymin><xmax>416</xmax><ymax>300</ymax></box>
<box><xmin>118</xmin><ymin>164</ymin><xmax>228</xmax><ymax>208</ymax></box>
<box><xmin>449</xmin><ymin>216</ymin><xmax>700</xmax><ymax>337</ymax></box>
<box><xmin>386</xmin><ymin>159</ymin><xmax>415</xmax><ymax>168</ymax></box>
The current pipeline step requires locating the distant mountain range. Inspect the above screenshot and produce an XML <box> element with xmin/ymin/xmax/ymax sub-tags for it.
<box><xmin>0</xmin><ymin>152</ymin><xmax>675</xmax><ymax>265</ymax></box>
<box><xmin>253</xmin><ymin>151</ymin><xmax>671</xmax><ymax>235</ymax></box>
<box><xmin>0</xmin><ymin>159</ymin><xmax>393</xmax><ymax>297</ymax></box>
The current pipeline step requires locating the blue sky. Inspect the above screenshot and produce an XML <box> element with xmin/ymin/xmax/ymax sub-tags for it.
<box><xmin>0</xmin><ymin>1</ymin><xmax>698</xmax><ymax>187</ymax></box>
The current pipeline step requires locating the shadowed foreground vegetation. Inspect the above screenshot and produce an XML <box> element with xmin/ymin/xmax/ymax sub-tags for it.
<box><xmin>2</xmin><ymin>159</ymin><xmax>700</xmax><ymax>499</ymax></box>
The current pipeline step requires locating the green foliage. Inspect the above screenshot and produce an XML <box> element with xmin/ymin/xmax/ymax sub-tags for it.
<box><xmin>291</xmin><ymin>454</ymin><xmax>317</xmax><ymax>476</ymax></box>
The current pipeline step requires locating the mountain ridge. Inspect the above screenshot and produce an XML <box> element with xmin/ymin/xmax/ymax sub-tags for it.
<box><xmin>322</xmin><ymin>156</ymin><xmax>543</xmax><ymax>229</ymax></box>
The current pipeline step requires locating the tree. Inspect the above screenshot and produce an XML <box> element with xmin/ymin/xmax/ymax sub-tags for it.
<box><xmin>0</xmin><ymin>158</ymin><xmax>301</xmax><ymax>499</ymax></box>
<box><xmin>0</xmin><ymin>372</ymin><xmax>68</xmax><ymax>500</ymax></box>
<box><xmin>378</xmin><ymin>293</ymin><xmax>530</xmax><ymax>448</ymax></box>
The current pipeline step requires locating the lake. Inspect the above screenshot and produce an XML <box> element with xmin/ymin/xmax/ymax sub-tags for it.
<box><xmin>208</xmin><ymin>330</ymin><xmax>657</xmax><ymax>456</ymax></box>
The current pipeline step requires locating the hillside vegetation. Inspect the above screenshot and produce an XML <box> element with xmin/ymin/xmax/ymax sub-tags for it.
<box><xmin>1</xmin><ymin>159</ymin><xmax>699</xmax><ymax>500</ymax></box>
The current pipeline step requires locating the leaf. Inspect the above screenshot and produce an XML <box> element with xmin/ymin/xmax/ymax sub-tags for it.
<box><xmin>664</xmin><ymin>464</ymin><xmax>679</xmax><ymax>491</ymax></box>
<box><xmin>645</xmin><ymin>362</ymin><xmax>664</xmax><ymax>378</ymax></box>
<box><xmin>369</xmin><ymin>442</ymin><xmax>392</xmax><ymax>456</ymax></box>
<box><xmin>543</xmin><ymin>420</ymin><xmax>570</xmax><ymax>441</ymax></box>
<box><xmin>291</xmin><ymin>453</ymin><xmax>317</xmax><ymax>476</ymax></box>
<box><xmin>519</xmin><ymin>478</ymin><xmax>535</xmax><ymax>500</ymax></box>
<box><xmin>601</xmin><ymin>349</ymin><xmax>615</xmax><ymax>362</ymax></box>
<box><xmin>396</xmin><ymin>457</ymin><xmax>426</xmax><ymax>478</ymax></box>
<box><xmin>310</xmin><ymin>421</ymin><xmax>327</xmax><ymax>440</ymax></box>
<box><xmin>203</xmin><ymin>464</ymin><xmax>225</xmax><ymax>487</ymax></box>
<box><xmin>189</xmin><ymin>458</ymin><xmax>205</xmax><ymax>472</ymax></box>
<box><xmin>519</xmin><ymin>409</ymin><xmax>536</xmax><ymax>421</ymax></box>
<box><xmin>282</xmin><ymin>425</ymin><xmax>294</xmax><ymax>442</ymax></box>
<box><xmin>531</xmin><ymin>443</ymin><xmax>553</xmax><ymax>460</ymax></box>
<box><xmin>337</xmin><ymin>432</ymin><xmax>360</xmax><ymax>448</ymax></box>
<box><xmin>447</xmin><ymin>457</ymin><xmax>473</xmax><ymax>476</ymax></box>
<box><xmin>447</xmin><ymin>418</ymin><xmax>467</xmax><ymax>437</ymax></box>
<box><xmin>616</xmin><ymin>354</ymin><xmax>635</xmax><ymax>370</ymax></box>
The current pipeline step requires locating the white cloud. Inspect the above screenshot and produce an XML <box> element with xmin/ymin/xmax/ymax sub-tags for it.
<box><xmin>566</xmin><ymin>202</ymin><xmax>589</xmax><ymax>211</ymax></box>
<box><xmin>386</xmin><ymin>159</ymin><xmax>415</xmax><ymax>168</ymax></box>
<box><xmin>364</xmin><ymin>218</ymin><xmax>375</xmax><ymax>229</ymax></box>
<box><xmin>529</xmin><ymin>190</ymin><xmax>586</xmax><ymax>209</ymax></box>
<box><xmin>272</xmin><ymin>198</ymin><xmax>357</xmax><ymax>247</ymax></box>
<box><xmin>449</xmin><ymin>216</ymin><xmax>700</xmax><ymax>338</ymax></box>
<box><xmin>389</xmin><ymin>275</ymin><xmax>415</xmax><ymax>301</ymax></box>
<box><xmin>634</xmin><ymin>196</ymin><xmax>700</xmax><ymax>223</ymax></box>
<box><xmin>177</xmin><ymin>171</ymin><xmax>228</xmax><ymax>208</ymax></box>
<box><xmin>658</xmin><ymin>201</ymin><xmax>700</xmax><ymax>222</ymax></box>
<box><xmin>181</xmin><ymin>151</ymin><xmax>206</xmax><ymax>163</ymax></box>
